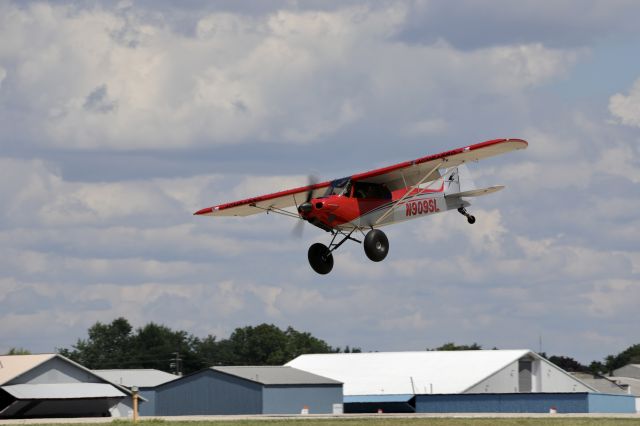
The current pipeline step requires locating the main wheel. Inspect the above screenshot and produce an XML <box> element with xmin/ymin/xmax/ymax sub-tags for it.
<box><xmin>364</xmin><ymin>229</ymin><xmax>389</xmax><ymax>262</ymax></box>
<box><xmin>308</xmin><ymin>243</ymin><xmax>334</xmax><ymax>274</ymax></box>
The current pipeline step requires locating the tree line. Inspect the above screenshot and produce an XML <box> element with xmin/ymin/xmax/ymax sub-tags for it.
<box><xmin>5</xmin><ymin>317</ymin><xmax>639</xmax><ymax>376</ymax></box>
<box><xmin>56</xmin><ymin>318</ymin><xmax>360</xmax><ymax>374</ymax></box>
<box><xmin>428</xmin><ymin>342</ymin><xmax>640</xmax><ymax>375</ymax></box>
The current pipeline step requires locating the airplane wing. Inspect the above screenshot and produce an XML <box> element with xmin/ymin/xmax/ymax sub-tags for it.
<box><xmin>194</xmin><ymin>180</ymin><xmax>331</xmax><ymax>217</ymax></box>
<box><xmin>195</xmin><ymin>138</ymin><xmax>527</xmax><ymax>217</ymax></box>
<box><xmin>351</xmin><ymin>138</ymin><xmax>528</xmax><ymax>190</ymax></box>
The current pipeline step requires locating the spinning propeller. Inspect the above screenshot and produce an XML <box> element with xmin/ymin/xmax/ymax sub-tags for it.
<box><xmin>292</xmin><ymin>175</ymin><xmax>318</xmax><ymax>238</ymax></box>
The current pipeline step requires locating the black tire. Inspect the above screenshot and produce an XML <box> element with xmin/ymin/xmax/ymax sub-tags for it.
<box><xmin>364</xmin><ymin>229</ymin><xmax>389</xmax><ymax>262</ymax></box>
<box><xmin>308</xmin><ymin>243</ymin><xmax>334</xmax><ymax>274</ymax></box>
<box><xmin>467</xmin><ymin>215</ymin><xmax>476</xmax><ymax>224</ymax></box>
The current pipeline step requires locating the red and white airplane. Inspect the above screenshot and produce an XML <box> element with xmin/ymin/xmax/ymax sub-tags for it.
<box><xmin>195</xmin><ymin>138</ymin><xmax>528</xmax><ymax>274</ymax></box>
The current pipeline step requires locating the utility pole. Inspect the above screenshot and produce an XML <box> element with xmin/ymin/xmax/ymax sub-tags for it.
<box><xmin>170</xmin><ymin>352</ymin><xmax>182</xmax><ymax>376</ymax></box>
<box><xmin>539</xmin><ymin>335</ymin><xmax>543</xmax><ymax>355</ymax></box>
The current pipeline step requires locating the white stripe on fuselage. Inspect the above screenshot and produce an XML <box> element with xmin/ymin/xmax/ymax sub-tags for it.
<box><xmin>340</xmin><ymin>191</ymin><xmax>467</xmax><ymax>229</ymax></box>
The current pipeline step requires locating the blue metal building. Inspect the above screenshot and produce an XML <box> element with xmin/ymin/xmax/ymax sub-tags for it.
<box><xmin>0</xmin><ymin>354</ymin><xmax>134</xmax><ymax>418</ymax></box>
<box><xmin>289</xmin><ymin>350</ymin><xmax>637</xmax><ymax>414</ymax></box>
<box><xmin>415</xmin><ymin>392</ymin><xmax>636</xmax><ymax>413</ymax></box>
<box><xmin>154</xmin><ymin>366</ymin><xmax>342</xmax><ymax>415</ymax></box>
<box><xmin>93</xmin><ymin>369</ymin><xmax>178</xmax><ymax>416</ymax></box>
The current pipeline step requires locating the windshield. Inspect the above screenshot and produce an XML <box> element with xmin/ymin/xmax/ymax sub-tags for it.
<box><xmin>323</xmin><ymin>177</ymin><xmax>351</xmax><ymax>197</ymax></box>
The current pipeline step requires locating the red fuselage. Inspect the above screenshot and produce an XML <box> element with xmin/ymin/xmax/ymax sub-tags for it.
<box><xmin>300</xmin><ymin>184</ymin><xmax>443</xmax><ymax>231</ymax></box>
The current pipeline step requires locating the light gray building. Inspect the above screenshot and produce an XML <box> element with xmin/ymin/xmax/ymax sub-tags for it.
<box><xmin>287</xmin><ymin>350</ymin><xmax>638</xmax><ymax>413</ymax></box>
<box><xmin>613</xmin><ymin>364</ymin><xmax>640</xmax><ymax>380</ymax></box>
<box><xmin>154</xmin><ymin>366</ymin><xmax>342</xmax><ymax>415</ymax></box>
<box><xmin>0</xmin><ymin>354</ymin><xmax>134</xmax><ymax>418</ymax></box>
<box><xmin>610</xmin><ymin>365</ymin><xmax>640</xmax><ymax>412</ymax></box>
<box><xmin>93</xmin><ymin>369</ymin><xmax>177</xmax><ymax>416</ymax></box>
<box><xmin>287</xmin><ymin>350</ymin><xmax>597</xmax><ymax>397</ymax></box>
<box><xmin>569</xmin><ymin>372</ymin><xmax>629</xmax><ymax>395</ymax></box>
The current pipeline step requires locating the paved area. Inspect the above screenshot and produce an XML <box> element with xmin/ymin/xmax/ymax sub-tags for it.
<box><xmin>1</xmin><ymin>413</ymin><xmax>639</xmax><ymax>424</ymax></box>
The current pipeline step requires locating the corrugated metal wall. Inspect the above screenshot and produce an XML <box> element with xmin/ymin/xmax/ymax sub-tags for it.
<box><xmin>262</xmin><ymin>385</ymin><xmax>342</xmax><ymax>414</ymax></box>
<box><xmin>155</xmin><ymin>370</ymin><xmax>261</xmax><ymax>415</ymax></box>
<box><xmin>415</xmin><ymin>392</ymin><xmax>636</xmax><ymax>413</ymax></box>
<box><xmin>10</xmin><ymin>358</ymin><xmax>101</xmax><ymax>385</ymax></box>
<box><xmin>587</xmin><ymin>393</ymin><xmax>636</xmax><ymax>413</ymax></box>
<box><xmin>138</xmin><ymin>390</ymin><xmax>155</xmax><ymax>416</ymax></box>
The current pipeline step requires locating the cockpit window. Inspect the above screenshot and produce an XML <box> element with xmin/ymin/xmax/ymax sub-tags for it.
<box><xmin>323</xmin><ymin>177</ymin><xmax>351</xmax><ymax>197</ymax></box>
<box><xmin>353</xmin><ymin>181</ymin><xmax>392</xmax><ymax>199</ymax></box>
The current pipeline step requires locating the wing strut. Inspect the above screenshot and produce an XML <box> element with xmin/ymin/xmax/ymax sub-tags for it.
<box><xmin>374</xmin><ymin>161</ymin><xmax>444</xmax><ymax>225</ymax></box>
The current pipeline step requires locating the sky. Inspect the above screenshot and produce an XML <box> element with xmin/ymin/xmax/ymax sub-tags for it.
<box><xmin>1</xmin><ymin>0</ymin><xmax>639</xmax><ymax>365</ymax></box>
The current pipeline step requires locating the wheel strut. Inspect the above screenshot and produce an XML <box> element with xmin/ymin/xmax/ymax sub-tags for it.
<box><xmin>327</xmin><ymin>228</ymin><xmax>361</xmax><ymax>254</ymax></box>
<box><xmin>458</xmin><ymin>207</ymin><xmax>476</xmax><ymax>224</ymax></box>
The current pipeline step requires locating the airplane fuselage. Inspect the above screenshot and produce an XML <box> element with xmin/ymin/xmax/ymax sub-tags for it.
<box><xmin>301</xmin><ymin>185</ymin><xmax>468</xmax><ymax>231</ymax></box>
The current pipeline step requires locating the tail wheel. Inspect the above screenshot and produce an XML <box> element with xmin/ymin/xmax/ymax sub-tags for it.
<box><xmin>308</xmin><ymin>243</ymin><xmax>334</xmax><ymax>274</ymax></box>
<box><xmin>467</xmin><ymin>215</ymin><xmax>476</xmax><ymax>224</ymax></box>
<box><xmin>364</xmin><ymin>229</ymin><xmax>389</xmax><ymax>262</ymax></box>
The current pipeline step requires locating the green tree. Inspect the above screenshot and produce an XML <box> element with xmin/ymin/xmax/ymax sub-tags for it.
<box><xmin>431</xmin><ymin>342</ymin><xmax>483</xmax><ymax>351</ymax></box>
<box><xmin>547</xmin><ymin>355</ymin><xmax>588</xmax><ymax>372</ymax></box>
<box><xmin>5</xmin><ymin>347</ymin><xmax>31</xmax><ymax>355</ymax></box>
<box><xmin>59</xmin><ymin>318</ymin><xmax>347</xmax><ymax>372</ymax></box>
<box><xmin>589</xmin><ymin>360</ymin><xmax>606</xmax><ymax>375</ymax></box>
<box><xmin>193</xmin><ymin>335</ymin><xmax>237</xmax><ymax>366</ymax></box>
<box><xmin>284</xmin><ymin>327</ymin><xmax>333</xmax><ymax>359</ymax></box>
<box><xmin>336</xmin><ymin>345</ymin><xmax>362</xmax><ymax>353</ymax></box>
<box><xmin>227</xmin><ymin>324</ymin><xmax>289</xmax><ymax>365</ymax></box>
<box><xmin>131</xmin><ymin>322</ymin><xmax>200</xmax><ymax>374</ymax></box>
<box><xmin>62</xmin><ymin>317</ymin><xmax>135</xmax><ymax>369</ymax></box>
<box><xmin>604</xmin><ymin>344</ymin><xmax>640</xmax><ymax>374</ymax></box>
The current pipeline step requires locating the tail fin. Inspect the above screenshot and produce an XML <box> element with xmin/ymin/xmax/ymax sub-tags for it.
<box><xmin>444</xmin><ymin>164</ymin><xmax>505</xmax><ymax>198</ymax></box>
<box><xmin>444</xmin><ymin>164</ymin><xmax>476</xmax><ymax>195</ymax></box>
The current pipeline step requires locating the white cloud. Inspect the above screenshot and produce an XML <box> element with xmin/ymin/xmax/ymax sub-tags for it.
<box><xmin>609</xmin><ymin>77</ymin><xmax>640</xmax><ymax>127</ymax></box>
<box><xmin>1</xmin><ymin>1</ymin><xmax>639</xmax><ymax>363</ymax></box>
<box><xmin>596</xmin><ymin>144</ymin><xmax>640</xmax><ymax>184</ymax></box>
<box><xmin>403</xmin><ymin>117</ymin><xmax>448</xmax><ymax>136</ymax></box>
<box><xmin>0</xmin><ymin>66</ymin><xmax>6</xmax><ymax>89</ymax></box>
<box><xmin>0</xmin><ymin>3</ymin><xmax>580</xmax><ymax>150</ymax></box>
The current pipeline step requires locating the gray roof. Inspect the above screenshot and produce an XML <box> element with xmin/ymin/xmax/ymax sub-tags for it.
<box><xmin>1</xmin><ymin>383</ymin><xmax>126</xmax><ymax>399</ymax></box>
<box><xmin>568</xmin><ymin>372</ymin><xmax>628</xmax><ymax>395</ymax></box>
<box><xmin>212</xmin><ymin>366</ymin><xmax>342</xmax><ymax>386</ymax></box>
<box><xmin>93</xmin><ymin>369</ymin><xmax>178</xmax><ymax>388</ymax></box>
<box><xmin>609</xmin><ymin>376</ymin><xmax>640</xmax><ymax>396</ymax></box>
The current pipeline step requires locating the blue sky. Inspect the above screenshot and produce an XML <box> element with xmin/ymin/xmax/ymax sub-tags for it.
<box><xmin>1</xmin><ymin>1</ymin><xmax>639</xmax><ymax>364</ymax></box>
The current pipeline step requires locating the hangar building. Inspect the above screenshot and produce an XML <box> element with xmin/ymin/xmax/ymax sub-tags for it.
<box><xmin>610</xmin><ymin>364</ymin><xmax>640</xmax><ymax>412</ymax></box>
<box><xmin>614</xmin><ymin>364</ymin><xmax>640</xmax><ymax>379</ymax></box>
<box><xmin>154</xmin><ymin>366</ymin><xmax>342</xmax><ymax>415</ymax></box>
<box><xmin>287</xmin><ymin>350</ymin><xmax>636</xmax><ymax>413</ymax></box>
<box><xmin>93</xmin><ymin>369</ymin><xmax>177</xmax><ymax>416</ymax></box>
<box><xmin>0</xmin><ymin>354</ymin><xmax>134</xmax><ymax>418</ymax></box>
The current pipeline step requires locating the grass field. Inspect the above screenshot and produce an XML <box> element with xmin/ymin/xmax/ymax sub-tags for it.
<box><xmin>132</xmin><ymin>419</ymin><xmax>640</xmax><ymax>426</ymax></box>
<box><xmin>17</xmin><ymin>418</ymin><xmax>640</xmax><ymax>426</ymax></box>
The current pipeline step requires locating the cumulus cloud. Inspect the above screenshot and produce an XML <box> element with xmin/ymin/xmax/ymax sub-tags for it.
<box><xmin>609</xmin><ymin>77</ymin><xmax>640</xmax><ymax>127</ymax></box>
<box><xmin>397</xmin><ymin>1</ymin><xmax>640</xmax><ymax>50</ymax></box>
<box><xmin>1</xmin><ymin>1</ymin><xmax>639</xmax><ymax>363</ymax></box>
<box><xmin>0</xmin><ymin>2</ymin><xmax>579</xmax><ymax>150</ymax></box>
<box><xmin>0</xmin><ymin>66</ymin><xmax>6</xmax><ymax>89</ymax></box>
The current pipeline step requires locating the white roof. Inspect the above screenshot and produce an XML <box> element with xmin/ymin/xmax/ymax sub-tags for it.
<box><xmin>0</xmin><ymin>354</ymin><xmax>56</xmax><ymax>385</ymax></box>
<box><xmin>286</xmin><ymin>350</ymin><xmax>532</xmax><ymax>395</ymax></box>
<box><xmin>1</xmin><ymin>383</ymin><xmax>126</xmax><ymax>399</ymax></box>
<box><xmin>93</xmin><ymin>369</ymin><xmax>178</xmax><ymax>388</ymax></box>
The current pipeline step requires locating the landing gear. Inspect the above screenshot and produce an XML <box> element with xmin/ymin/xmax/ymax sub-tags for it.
<box><xmin>308</xmin><ymin>243</ymin><xmax>334</xmax><ymax>275</ymax></box>
<box><xmin>307</xmin><ymin>228</ymin><xmax>390</xmax><ymax>274</ymax></box>
<box><xmin>458</xmin><ymin>207</ymin><xmax>476</xmax><ymax>224</ymax></box>
<box><xmin>364</xmin><ymin>229</ymin><xmax>389</xmax><ymax>262</ymax></box>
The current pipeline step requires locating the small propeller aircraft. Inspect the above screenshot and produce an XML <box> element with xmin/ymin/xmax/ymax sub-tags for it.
<box><xmin>195</xmin><ymin>138</ymin><xmax>528</xmax><ymax>274</ymax></box>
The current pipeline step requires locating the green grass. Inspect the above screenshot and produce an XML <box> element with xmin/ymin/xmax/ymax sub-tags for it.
<box><xmin>36</xmin><ymin>418</ymin><xmax>640</xmax><ymax>426</ymax></box>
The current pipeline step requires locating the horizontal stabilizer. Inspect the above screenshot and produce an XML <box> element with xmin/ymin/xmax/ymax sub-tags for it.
<box><xmin>447</xmin><ymin>185</ymin><xmax>505</xmax><ymax>198</ymax></box>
